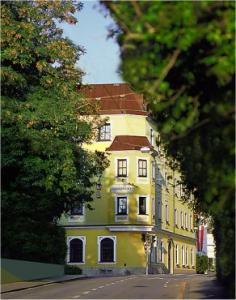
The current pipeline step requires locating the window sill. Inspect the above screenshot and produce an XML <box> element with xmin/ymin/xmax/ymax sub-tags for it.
<box><xmin>138</xmin><ymin>214</ymin><xmax>149</xmax><ymax>216</ymax></box>
<box><xmin>67</xmin><ymin>262</ymin><xmax>85</xmax><ymax>265</ymax></box>
<box><xmin>116</xmin><ymin>214</ymin><xmax>128</xmax><ymax>216</ymax></box>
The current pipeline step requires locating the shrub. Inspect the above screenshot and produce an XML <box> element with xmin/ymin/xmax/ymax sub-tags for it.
<box><xmin>64</xmin><ymin>265</ymin><xmax>82</xmax><ymax>275</ymax></box>
<box><xmin>196</xmin><ymin>254</ymin><xmax>208</xmax><ymax>274</ymax></box>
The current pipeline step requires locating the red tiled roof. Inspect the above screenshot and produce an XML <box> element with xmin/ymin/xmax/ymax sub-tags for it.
<box><xmin>106</xmin><ymin>135</ymin><xmax>153</xmax><ymax>151</ymax></box>
<box><xmin>79</xmin><ymin>84</ymin><xmax>148</xmax><ymax>116</ymax></box>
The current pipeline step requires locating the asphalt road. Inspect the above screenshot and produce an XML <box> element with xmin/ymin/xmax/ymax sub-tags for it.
<box><xmin>2</xmin><ymin>273</ymin><xmax>225</xmax><ymax>299</ymax></box>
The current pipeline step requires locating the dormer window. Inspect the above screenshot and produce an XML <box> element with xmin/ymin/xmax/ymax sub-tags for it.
<box><xmin>71</xmin><ymin>201</ymin><xmax>84</xmax><ymax>216</ymax></box>
<box><xmin>98</xmin><ymin>123</ymin><xmax>111</xmax><ymax>141</ymax></box>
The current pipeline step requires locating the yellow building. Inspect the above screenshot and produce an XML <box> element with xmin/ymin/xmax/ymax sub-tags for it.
<box><xmin>59</xmin><ymin>83</ymin><xmax>196</xmax><ymax>276</ymax></box>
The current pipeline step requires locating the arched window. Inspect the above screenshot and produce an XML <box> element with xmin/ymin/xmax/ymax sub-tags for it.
<box><xmin>69</xmin><ymin>238</ymin><xmax>83</xmax><ymax>263</ymax></box>
<box><xmin>100</xmin><ymin>238</ymin><xmax>114</xmax><ymax>262</ymax></box>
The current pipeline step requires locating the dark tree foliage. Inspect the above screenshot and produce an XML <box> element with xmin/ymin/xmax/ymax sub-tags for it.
<box><xmin>1</xmin><ymin>1</ymin><xmax>108</xmax><ymax>264</ymax></box>
<box><xmin>102</xmin><ymin>1</ymin><xmax>235</xmax><ymax>296</ymax></box>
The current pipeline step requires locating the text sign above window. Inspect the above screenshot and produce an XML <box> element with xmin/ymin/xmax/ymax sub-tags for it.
<box><xmin>110</xmin><ymin>184</ymin><xmax>134</xmax><ymax>193</ymax></box>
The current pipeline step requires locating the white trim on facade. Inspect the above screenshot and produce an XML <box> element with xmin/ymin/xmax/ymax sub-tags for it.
<box><xmin>108</xmin><ymin>225</ymin><xmax>154</xmax><ymax>232</ymax></box>
<box><xmin>66</xmin><ymin>236</ymin><xmax>86</xmax><ymax>264</ymax></box>
<box><xmin>114</xmin><ymin>194</ymin><xmax>129</xmax><ymax>222</ymax></box>
<box><xmin>136</xmin><ymin>157</ymin><xmax>149</xmax><ymax>184</ymax></box>
<box><xmin>97</xmin><ymin>236</ymin><xmax>117</xmax><ymax>264</ymax></box>
<box><xmin>68</xmin><ymin>204</ymin><xmax>85</xmax><ymax>223</ymax></box>
<box><xmin>115</xmin><ymin>157</ymin><xmax>129</xmax><ymax>178</ymax></box>
<box><xmin>136</xmin><ymin>195</ymin><xmax>150</xmax><ymax>222</ymax></box>
<box><xmin>175</xmin><ymin>244</ymin><xmax>179</xmax><ymax>265</ymax></box>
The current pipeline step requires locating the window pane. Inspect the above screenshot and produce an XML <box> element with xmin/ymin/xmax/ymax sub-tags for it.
<box><xmin>138</xmin><ymin>159</ymin><xmax>147</xmax><ymax>177</ymax></box>
<box><xmin>70</xmin><ymin>239</ymin><xmax>83</xmax><ymax>262</ymax></box>
<box><xmin>100</xmin><ymin>238</ymin><xmax>114</xmax><ymax>262</ymax></box>
<box><xmin>99</xmin><ymin>123</ymin><xmax>111</xmax><ymax>141</ymax></box>
<box><xmin>117</xmin><ymin>159</ymin><xmax>127</xmax><ymax>177</ymax></box>
<box><xmin>139</xmin><ymin>197</ymin><xmax>146</xmax><ymax>214</ymax></box>
<box><xmin>117</xmin><ymin>197</ymin><xmax>127</xmax><ymax>215</ymax></box>
<box><xmin>71</xmin><ymin>201</ymin><xmax>83</xmax><ymax>215</ymax></box>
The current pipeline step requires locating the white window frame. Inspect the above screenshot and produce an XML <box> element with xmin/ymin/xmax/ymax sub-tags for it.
<box><xmin>137</xmin><ymin>195</ymin><xmax>149</xmax><ymax>215</ymax></box>
<box><xmin>165</xmin><ymin>204</ymin><xmax>169</xmax><ymax>223</ymax></box>
<box><xmin>160</xmin><ymin>241</ymin><xmax>165</xmax><ymax>263</ymax></box>
<box><xmin>136</xmin><ymin>157</ymin><xmax>149</xmax><ymax>183</ymax></box>
<box><xmin>176</xmin><ymin>244</ymin><xmax>179</xmax><ymax>265</ymax></box>
<box><xmin>70</xmin><ymin>202</ymin><xmax>85</xmax><ymax>216</ymax></box>
<box><xmin>190</xmin><ymin>214</ymin><xmax>193</xmax><ymax>231</ymax></box>
<box><xmin>98</xmin><ymin>122</ymin><xmax>111</xmax><ymax>141</ymax></box>
<box><xmin>115</xmin><ymin>157</ymin><xmax>129</xmax><ymax>178</ymax></box>
<box><xmin>97</xmin><ymin>236</ymin><xmax>117</xmax><ymax>264</ymax></box>
<box><xmin>182</xmin><ymin>246</ymin><xmax>185</xmax><ymax>266</ymax></box>
<box><xmin>115</xmin><ymin>195</ymin><xmax>129</xmax><ymax>215</ymax></box>
<box><xmin>67</xmin><ymin>236</ymin><xmax>86</xmax><ymax>264</ymax></box>
<box><xmin>185</xmin><ymin>213</ymin><xmax>188</xmax><ymax>230</ymax></box>
<box><xmin>180</xmin><ymin>211</ymin><xmax>184</xmax><ymax>228</ymax></box>
<box><xmin>186</xmin><ymin>246</ymin><xmax>188</xmax><ymax>266</ymax></box>
<box><xmin>174</xmin><ymin>209</ymin><xmax>178</xmax><ymax>226</ymax></box>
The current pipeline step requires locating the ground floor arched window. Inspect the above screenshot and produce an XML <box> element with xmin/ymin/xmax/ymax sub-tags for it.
<box><xmin>69</xmin><ymin>238</ymin><xmax>84</xmax><ymax>263</ymax></box>
<box><xmin>98</xmin><ymin>236</ymin><xmax>116</xmax><ymax>263</ymax></box>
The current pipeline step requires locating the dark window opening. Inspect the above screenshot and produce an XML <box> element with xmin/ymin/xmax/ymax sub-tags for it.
<box><xmin>139</xmin><ymin>197</ymin><xmax>147</xmax><ymax>215</ymax></box>
<box><xmin>71</xmin><ymin>201</ymin><xmax>83</xmax><ymax>215</ymax></box>
<box><xmin>69</xmin><ymin>239</ymin><xmax>83</xmax><ymax>263</ymax></box>
<box><xmin>100</xmin><ymin>238</ymin><xmax>114</xmax><ymax>262</ymax></box>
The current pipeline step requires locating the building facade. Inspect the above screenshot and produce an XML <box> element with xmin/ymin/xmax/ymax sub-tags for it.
<box><xmin>59</xmin><ymin>83</ymin><xmax>196</xmax><ymax>276</ymax></box>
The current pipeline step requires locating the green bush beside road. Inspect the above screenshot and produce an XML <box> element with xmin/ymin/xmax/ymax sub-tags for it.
<box><xmin>196</xmin><ymin>255</ymin><xmax>208</xmax><ymax>274</ymax></box>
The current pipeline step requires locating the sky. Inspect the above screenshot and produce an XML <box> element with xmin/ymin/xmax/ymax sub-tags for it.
<box><xmin>61</xmin><ymin>1</ymin><xmax>123</xmax><ymax>84</ymax></box>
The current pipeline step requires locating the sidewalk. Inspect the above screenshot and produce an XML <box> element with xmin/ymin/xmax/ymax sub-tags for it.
<box><xmin>1</xmin><ymin>274</ymin><xmax>87</xmax><ymax>294</ymax></box>
<box><xmin>184</xmin><ymin>273</ymin><xmax>226</xmax><ymax>299</ymax></box>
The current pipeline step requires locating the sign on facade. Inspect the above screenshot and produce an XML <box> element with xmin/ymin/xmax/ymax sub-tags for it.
<box><xmin>110</xmin><ymin>185</ymin><xmax>134</xmax><ymax>193</ymax></box>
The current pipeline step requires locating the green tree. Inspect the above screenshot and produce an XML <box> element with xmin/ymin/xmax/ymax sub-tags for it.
<box><xmin>1</xmin><ymin>1</ymin><xmax>108</xmax><ymax>264</ymax></box>
<box><xmin>103</xmin><ymin>1</ymin><xmax>235</xmax><ymax>296</ymax></box>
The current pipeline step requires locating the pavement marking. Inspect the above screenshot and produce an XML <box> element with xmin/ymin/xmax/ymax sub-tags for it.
<box><xmin>72</xmin><ymin>295</ymin><xmax>80</xmax><ymax>298</ymax></box>
<box><xmin>164</xmin><ymin>285</ymin><xmax>168</xmax><ymax>288</ymax></box>
<box><xmin>82</xmin><ymin>291</ymin><xmax>90</xmax><ymax>295</ymax></box>
<box><xmin>98</xmin><ymin>285</ymin><xmax>105</xmax><ymax>289</ymax></box>
<box><xmin>91</xmin><ymin>288</ymin><xmax>97</xmax><ymax>291</ymax></box>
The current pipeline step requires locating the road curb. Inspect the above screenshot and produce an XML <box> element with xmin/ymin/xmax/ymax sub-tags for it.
<box><xmin>1</xmin><ymin>275</ymin><xmax>89</xmax><ymax>294</ymax></box>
